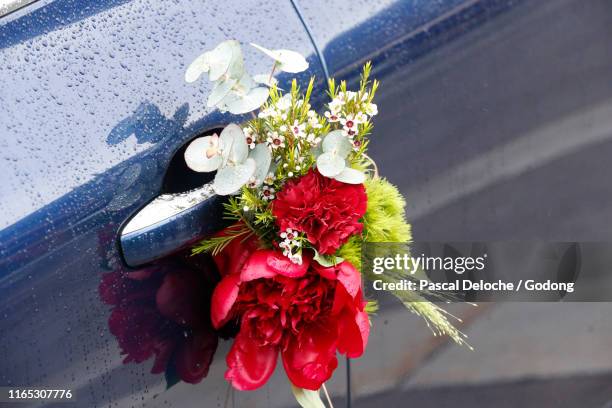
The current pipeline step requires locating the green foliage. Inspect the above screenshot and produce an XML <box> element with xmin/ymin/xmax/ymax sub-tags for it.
<box><xmin>337</xmin><ymin>177</ymin><xmax>469</xmax><ymax>347</ymax></box>
<box><xmin>362</xmin><ymin>177</ymin><xmax>412</xmax><ymax>243</ymax></box>
<box><xmin>336</xmin><ymin>235</ymin><xmax>362</xmax><ymax>270</ymax></box>
<box><xmin>192</xmin><ymin>222</ymin><xmax>252</xmax><ymax>256</ymax></box>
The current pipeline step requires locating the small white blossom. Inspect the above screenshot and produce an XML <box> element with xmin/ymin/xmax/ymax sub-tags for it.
<box><xmin>243</xmin><ymin>127</ymin><xmax>257</xmax><ymax>149</ymax></box>
<box><xmin>264</xmin><ymin>173</ymin><xmax>276</xmax><ymax>185</ymax></box>
<box><xmin>365</xmin><ymin>102</ymin><xmax>378</xmax><ymax>116</ymax></box>
<box><xmin>352</xmin><ymin>138</ymin><xmax>362</xmax><ymax>151</ymax></box>
<box><xmin>290</xmin><ymin>120</ymin><xmax>306</xmax><ymax>138</ymax></box>
<box><xmin>328</xmin><ymin>98</ymin><xmax>343</xmax><ymax>113</ymax></box>
<box><xmin>337</xmin><ymin>90</ymin><xmax>357</xmax><ymax>103</ymax></box>
<box><xmin>279</xmin><ymin>228</ymin><xmax>303</xmax><ymax>264</ymax></box>
<box><xmin>275</xmin><ymin>94</ymin><xmax>292</xmax><ymax>111</ymax></box>
<box><xmin>306</xmin><ymin>133</ymin><xmax>321</xmax><ymax>145</ymax></box>
<box><xmin>280</xmin><ymin>228</ymin><xmax>296</xmax><ymax>240</ymax></box>
<box><xmin>266</xmin><ymin>131</ymin><xmax>285</xmax><ymax>149</ymax></box>
<box><xmin>340</xmin><ymin>114</ymin><xmax>358</xmax><ymax>137</ymax></box>
<box><xmin>307</xmin><ymin>110</ymin><xmax>322</xmax><ymax>129</ymax></box>
<box><xmin>258</xmin><ymin>107</ymin><xmax>276</xmax><ymax>119</ymax></box>
<box><xmin>324</xmin><ymin>110</ymin><xmax>341</xmax><ymax>123</ymax></box>
<box><xmin>289</xmin><ymin>253</ymin><xmax>302</xmax><ymax>265</ymax></box>
<box><xmin>262</xmin><ymin>185</ymin><xmax>275</xmax><ymax>201</ymax></box>
<box><xmin>354</xmin><ymin>112</ymin><xmax>368</xmax><ymax>124</ymax></box>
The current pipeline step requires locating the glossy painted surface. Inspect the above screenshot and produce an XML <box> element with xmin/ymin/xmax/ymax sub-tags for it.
<box><xmin>0</xmin><ymin>0</ymin><xmax>327</xmax><ymax>405</ymax></box>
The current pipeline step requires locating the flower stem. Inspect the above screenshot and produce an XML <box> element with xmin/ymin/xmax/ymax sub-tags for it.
<box><xmin>268</xmin><ymin>61</ymin><xmax>277</xmax><ymax>83</ymax></box>
<box><xmin>322</xmin><ymin>383</ymin><xmax>334</xmax><ymax>408</ymax></box>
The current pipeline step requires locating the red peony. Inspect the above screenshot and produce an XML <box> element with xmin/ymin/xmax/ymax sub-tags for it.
<box><xmin>211</xmin><ymin>246</ymin><xmax>369</xmax><ymax>391</ymax></box>
<box><xmin>99</xmin><ymin>257</ymin><xmax>220</xmax><ymax>384</ymax></box>
<box><xmin>272</xmin><ymin>169</ymin><xmax>367</xmax><ymax>254</ymax></box>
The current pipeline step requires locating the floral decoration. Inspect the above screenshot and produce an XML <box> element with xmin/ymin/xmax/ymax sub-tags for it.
<box><xmin>102</xmin><ymin>39</ymin><xmax>468</xmax><ymax>408</ymax></box>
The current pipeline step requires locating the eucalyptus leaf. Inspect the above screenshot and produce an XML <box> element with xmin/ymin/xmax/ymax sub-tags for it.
<box><xmin>316</xmin><ymin>152</ymin><xmax>345</xmax><ymax>177</ymax></box>
<box><xmin>290</xmin><ymin>385</ymin><xmax>326</xmax><ymax>408</ymax></box>
<box><xmin>313</xmin><ymin>249</ymin><xmax>343</xmax><ymax>267</ymax></box>
<box><xmin>207</xmin><ymin>77</ymin><xmax>238</xmax><ymax>107</ymax></box>
<box><xmin>322</xmin><ymin>130</ymin><xmax>352</xmax><ymax>157</ymax></box>
<box><xmin>232</xmin><ymin>71</ymin><xmax>258</xmax><ymax>94</ymax></box>
<box><xmin>250</xmin><ymin>43</ymin><xmax>309</xmax><ymax>73</ymax></box>
<box><xmin>333</xmin><ymin>166</ymin><xmax>366</xmax><ymax>184</ymax></box>
<box><xmin>184</xmin><ymin>135</ymin><xmax>222</xmax><ymax>172</ymax></box>
<box><xmin>219</xmin><ymin>124</ymin><xmax>248</xmax><ymax>165</ymax></box>
<box><xmin>252</xmin><ymin>74</ymin><xmax>278</xmax><ymax>87</ymax></box>
<box><xmin>219</xmin><ymin>86</ymin><xmax>270</xmax><ymax>115</ymax></box>
<box><xmin>207</xmin><ymin>40</ymin><xmax>244</xmax><ymax>81</ymax></box>
<box><xmin>249</xmin><ymin>143</ymin><xmax>272</xmax><ymax>186</ymax></box>
<box><xmin>184</xmin><ymin>52</ymin><xmax>211</xmax><ymax>83</ymax></box>
<box><xmin>213</xmin><ymin>158</ymin><xmax>256</xmax><ymax>195</ymax></box>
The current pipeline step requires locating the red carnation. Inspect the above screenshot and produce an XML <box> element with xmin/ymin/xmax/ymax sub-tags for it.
<box><xmin>272</xmin><ymin>169</ymin><xmax>367</xmax><ymax>254</ymax></box>
<box><xmin>211</xmin><ymin>247</ymin><xmax>369</xmax><ymax>391</ymax></box>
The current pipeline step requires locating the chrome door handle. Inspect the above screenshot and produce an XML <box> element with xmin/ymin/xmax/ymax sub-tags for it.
<box><xmin>120</xmin><ymin>183</ymin><xmax>228</xmax><ymax>267</ymax></box>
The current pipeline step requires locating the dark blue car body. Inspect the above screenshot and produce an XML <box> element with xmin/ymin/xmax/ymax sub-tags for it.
<box><xmin>3</xmin><ymin>0</ymin><xmax>612</xmax><ymax>406</ymax></box>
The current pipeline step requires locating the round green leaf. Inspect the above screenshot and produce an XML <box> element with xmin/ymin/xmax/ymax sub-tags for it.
<box><xmin>183</xmin><ymin>135</ymin><xmax>222</xmax><ymax>172</ymax></box>
<box><xmin>208</xmin><ymin>40</ymin><xmax>244</xmax><ymax>81</ymax></box>
<box><xmin>207</xmin><ymin>77</ymin><xmax>237</xmax><ymax>107</ymax></box>
<box><xmin>185</xmin><ymin>52</ymin><xmax>211</xmax><ymax>83</ymax></box>
<box><xmin>333</xmin><ymin>166</ymin><xmax>365</xmax><ymax>184</ymax></box>
<box><xmin>316</xmin><ymin>152</ymin><xmax>345</xmax><ymax>177</ymax></box>
<box><xmin>322</xmin><ymin>130</ymin><xmax>352</xmax><ymax>157</ymax></box>
<box><xmin>220</xmin><ymin>86</ymin><xmax>270</xmax><ymax>115</ymax></box>
<box><xmin>219</xmin><ymin>124</ymin><xmax>248</xmax><ymax>165</ymax></box>
<box><xmin>249</xmin><ymin>143</ymin><xmax>272</xmax><ymax>186</ymax></box>
<box><xmin>250</xmin><ymin>43</ymin><xmax>308</xmax><ymax>73</ymax></box>
<box><xmin>213</xmin><ymin>158</ymin><xmax>256</xmax><ymax>195</ymax></box>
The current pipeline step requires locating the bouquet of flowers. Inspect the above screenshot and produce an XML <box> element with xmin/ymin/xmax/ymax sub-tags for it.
<box><xmin>182</xmin><ymin>40</ymin><xmax>467</xmax><ymax>405</ymax></box>
<box><xmin>102</xmin><ymin>39</ymin><xmax>467</xmax><ymax>408</ymax></box>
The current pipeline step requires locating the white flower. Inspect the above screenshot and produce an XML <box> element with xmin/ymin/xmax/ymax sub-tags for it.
<box><xmin>325</xmin><ymin>110</ymin><xmax>341</xmax><ymax>123</ymax></box>
<box><xmin>352</xmin><ymin>138</ymin><xmax>362</xmax><ymax>151</ymax></box>
<box><xmin>247</xmin><ymin>176</ymin><xmax>258</xmax><ymax>188</ymax></box>
<box><xmin>290</xmin><ymin>120</ymin><xmax>306</xmax><ymax>138</ymax></box>
<box><xmin>337</xmin><ymin>91</ymin><xmax>357</xmax><ymax>103</ymax></box>
<box><xmin>279</xmin><ymin>228</ymin><xmax>303</xmax><ymax>264</ymax></box>
<box><xmin>258</xmin><ymin>107</ymin><xmax>276</xmax><ymax>119</ymax></box>
<box><xmin>306</xmin><ymin>133</ymin><xmax>321</xmax><ymax>145</ymax></box>
<box><xmin>275</xmin><ymin>94</ymin><xmax>292</xmax><ymax>111</ymax></box>
<box><xmin>328</xmin><ymin>98</ymin><xmax>343</xmax><ymax>113</ymax></box>
<box><xmin>365</xmin><ymin>102</ymin><xmax>378</xmax><ymax>116</ymax></box>
<box><xmin>289</xmin><ymin>253</ymin><xmax>303</xmax><ymax>265</ymax></box>
<box><xmin>307</xmin><ymin>110</ymin><xmax>322</xmax><ymax>129</ymax></box>
<box><xmin>266</xmin><ymin>131</ymin><xmax>285</xmax><ymax>149</ymax></box>
<box><xmin>340</xmin><ymin>114</ymin><xmax>358</xmax><ymax>137</ymax></box>
<box><xmin>264</xmin><ymin>172</ymin><xmax>276</xmax><ymax>185</ymax></box>
<box><xmin>354</xmin><ymin>112</ymin><xmax>368</xmax><ymax>124</ymax></box>
<box><xmin>280</xmin><ymin>228</ymin><xmax>296</xmax><ymax>240</ymax></box>
<box><xmin>262</xmin><ymin>185</ymin><xmax>275</xmax><ymax>201</ymax></box>
<box><xmin>243</xmin><ymin>127</ymin><xmax>257</xmax><ymax>149</ymax></box>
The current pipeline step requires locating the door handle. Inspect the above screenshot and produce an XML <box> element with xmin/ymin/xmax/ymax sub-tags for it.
<box><xmin>120</xmin><ymin>183</ymin><xmax>229</xmax><ymax>267</ymax></box>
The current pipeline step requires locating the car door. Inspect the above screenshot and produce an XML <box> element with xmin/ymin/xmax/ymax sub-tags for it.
<box><xmin>0</xmin><ymin>1</ymin><xmax>329</xmax><ymax>406</ymax></box>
